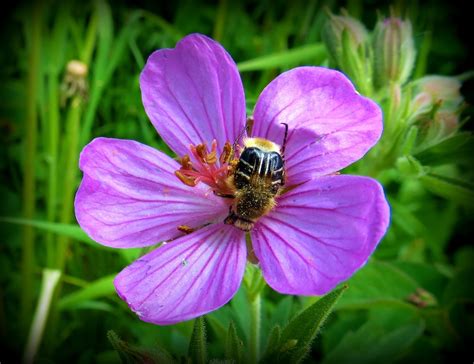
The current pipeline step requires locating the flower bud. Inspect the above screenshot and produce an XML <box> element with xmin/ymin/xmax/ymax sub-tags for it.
<box><xmin>410</xmin><ymin>75</ymin><xmax>463</xmax><ymax>140</ymax></box>
<box><xmin>413</xmin><ymin>75</ymin><xmax>463</xmax><ymax>112</ymax></box>
<box><xmin>321</xmin><ymin>11</ymin><xmax>371</xmax><ymax>93</ymax></box>
<box><xmin>433</xmin><ymin>109</ymin><xmax>459</xmax><ymax>136</ymax></box>
<box><xmin>322</xmin><ymin>12</ymin><xmax>368</xmax><ymax>64</ymax></box>
<box><xmin>373</xmin><ymin>17</ymin><xmax>416</xmax><ymax>87</ymax></box>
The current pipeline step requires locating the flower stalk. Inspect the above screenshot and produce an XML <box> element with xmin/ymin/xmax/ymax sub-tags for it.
<box><xmin>245</xmin><ymin>262</ymin><xmax>265</xmax><ymax>364</ymax></box>
<box><xmin>249</xmin><ymin>292</ymin><xmax>261</xmax><ymax>364</ymax></box>
<box><xmin>56</xmin><ymin>95</ymin><xmax>83</xmax><ymax>270</ymax></box>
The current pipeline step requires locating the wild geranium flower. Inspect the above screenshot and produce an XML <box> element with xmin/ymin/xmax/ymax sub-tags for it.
<box><xmin>75</xmin><ymin>34</ymin><xmax>390</xmax><ymax>325</ymax></box>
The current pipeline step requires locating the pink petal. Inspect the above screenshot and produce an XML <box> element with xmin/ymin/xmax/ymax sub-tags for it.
<box><xmin>251</xmin><ymin>175</ymin><xmax>390</xmax><ymax>295</ymax></box>
<box><xmin>74</xmin><ymin>138</ymin><xmax>228</xmax><ymax>248</ymax></box>
<box><xmin>114</xmin><ymin>223</ymin><xmax>246</xmax><ymax>325</ymax></box>
<box><xmin>140</xmin><ymin>33</ymin><xmax>246</xmax><ymax>157</ymax></box>
<box><xmin>252</xmin><ymin>67</ymin><xmax>383</xmax><ymax>184</ymax></box>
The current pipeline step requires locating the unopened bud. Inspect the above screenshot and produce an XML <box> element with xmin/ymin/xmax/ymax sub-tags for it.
<box><xmin>410</xmin><ymin>75</ymin><xmax>463</xmax><ymax>139</ymax></box>
<box><xmin>373</xmin><ymin>17</ymin><xmax>416</xmax><ymax>87</ymax></box>
<box><xmin>434</xmin><ymin>110</ymin><xmax>459</xmax><ymax>136</ymax></box>
<box><xmin>321</xmin><ymin>11</ymin><xmax>371</xmax><ymax>93</ymax></box>
<box><xmin>414</xmin><ymin>75</ymin><xmax>463</xmax><ymax>111</ymax></box>
<box><xmin>322</xmin><ymin>12</ymin><xmax>368</xmax><ymax>64</ymax></box>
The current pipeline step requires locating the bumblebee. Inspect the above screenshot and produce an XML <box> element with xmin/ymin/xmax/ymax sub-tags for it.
<box><xmin>224</xmin><ymin>124</ymin><xmax>288</xmax><ymax>231</ymax></box>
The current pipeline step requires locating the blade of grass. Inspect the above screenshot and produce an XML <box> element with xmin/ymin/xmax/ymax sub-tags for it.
<box><xmin>44</xmin><ymin>4</ymin><xmax>70</xmax><ymax>267</ymax></box>
<box><xmin>58</xmin><ymin>275</ymin><xmax>116</xmax><ymax>310</ymax></box>
<box><xmin>0</xmin><ymin>217</ymin><xmax>111</xmax><ymax>249</ymax></box>
<box><xmin>23</xmin><ymin>269</ymin><xmax>61</xmax><ymax>364</ymax></box>
<box><xmin>80</xmin><ymin>4</ymin><xmax>142</xmax><ymax>146</ymax></box>
<box><xmin>21</xmin><ymin>0</ymin><xmax>42</xmax><ymax>332</ymax></box>
<box><xmin>237</xmin><ymin>43</ymin><xmax>327</xmax><ymax>72</ymax></box>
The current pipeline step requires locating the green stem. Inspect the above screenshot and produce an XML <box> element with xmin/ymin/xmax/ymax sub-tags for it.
<box><xmin>56</xmin><ymin>96</ymin><xmax>82</xmax><ymax>271</ymax></box>
<box><xmin>21</xmin><ymin>1</ymin><xmax>42</xmax><ymax>331</ymax></box>
<box><xmin>23</xmin><ymin>269</ymin><xmax>61</xmax><ymax>364</ymax></box>
<box><xmin>44</xmin><ymin>96</ymin><xmax>82</xmax><ymax>356</ymax></box>
<box><xmin>249</xmin><ymin>293</ymin><xmax>261</xmax><ymax>364</ymax></box>
<box><xmin>45</xmin><ymin>72</ymin><xmax>60</xmax><ymax>268</ymax></box>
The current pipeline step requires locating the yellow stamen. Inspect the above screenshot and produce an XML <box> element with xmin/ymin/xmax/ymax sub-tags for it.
<box><xmin>220</xmin><ymin>142</ymin><xmax>233</xmax><ymax>164</ymax></box>
<box><xmin>205</xmin><ymin>151</ymin><xmax>217</xmax><ymax>164</ymax></box>
<box><xmin>179</xmin><ymin>154</ymin><xmax>193</xmax><ymax>170</ymax></box>
<box><xmin>175</xmin><ymin>171</ymin><xmax>197</xmax><ymax>187</ymax></box>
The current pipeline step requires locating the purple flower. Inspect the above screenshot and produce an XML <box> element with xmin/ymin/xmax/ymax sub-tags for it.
<box><xmin>74</xmin><ymin>34</ymin><xmax>390</xmax><ymax>325</ymax></box>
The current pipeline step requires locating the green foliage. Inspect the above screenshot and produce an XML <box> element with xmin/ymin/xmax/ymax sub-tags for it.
<box><xmin>188</xmin><ymin>317</ymin><xmax>208</xmax><ymax>364</ymax></box>
<box><xmin>108</xmin><ymin>330</ymin><xmax>174</xmax><ymax>364</ymax></box>
<box><xmin>262</xmin><ymin>286</ymin><xmax>347</xmax><ymax>363</ymax></box>
<box><xmin>225</xmin><ymin>321</ymin><xmax>244</xmax><ymax>364</ymax></box>
<box><xmin>58</xmin><ymin>275</ymin><xmax>116</xmax><ymax>310</ymax></box>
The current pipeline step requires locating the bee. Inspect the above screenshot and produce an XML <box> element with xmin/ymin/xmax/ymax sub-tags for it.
<box><xmin>224</xmin><ymin>122</ymin><xmax>288</xmax><ymax>231</ymax></box>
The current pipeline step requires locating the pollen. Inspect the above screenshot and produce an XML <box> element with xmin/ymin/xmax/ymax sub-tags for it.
<box><xmin>175</xmin><ymin>140</ymin><xmax>237</xmax><ymax>196</ymax></box>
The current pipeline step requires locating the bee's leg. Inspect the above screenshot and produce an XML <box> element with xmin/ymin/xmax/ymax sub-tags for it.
<box><xmin>224</xmin><ymin>206</ymin><xmax>236</xmax><ymax>225</ymax></box>
<box><xmin>214</xmin><ymin>191</ymin><xmax>235</xmax><ymax>198</ymax></box>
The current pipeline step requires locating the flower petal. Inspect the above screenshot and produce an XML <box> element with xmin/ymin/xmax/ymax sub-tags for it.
<box><xmin>114</xmin><ymin>223</ymin><xmax>246</xmax><ymax>325</ymax></box>
<box><xmin>252</xmin><ymin>67</ymin><xmax>383</xmax><ymax>183</ymax></box>
<box><xmin>251</xmin><ymin>175</ymin><xmax>390</xmax><ymax>295</ymax></box>
<box><xmin>74</xmin><ymin>137</ymin><xmax>228</xmax><ymax>248</ymax></box>
<box><xmin>140</xmin><ymin>33</ymin><xmax>246</xmax><ymax>157</ymax></box>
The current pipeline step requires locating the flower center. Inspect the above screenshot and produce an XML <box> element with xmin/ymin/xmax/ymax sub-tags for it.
<box><xmin>175</xmin><ymin>140</ymin><xmax>238</xmax><ymax>196</ymax></box>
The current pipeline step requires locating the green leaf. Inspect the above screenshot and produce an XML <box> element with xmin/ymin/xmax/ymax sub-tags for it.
<box><xmin>393</xmin><ymin>261</ymin><xmax>449</xmax><ymax>301</ymax></box>
<box><xmin>0</xmin><ymin>217</ymin><xmax>102</xmax><ymax>247</ymax></box>
<box><xmin>188</xmin><ymin>317</ymin><xmax>207</xmax><ymax>364</ymax></box>
<box><xmin>261</xmin><ymin>325</ymin><xmax>281</xmax><ymax>361</ymax></box>
<box><xmin>337</xmin><ymin>260</ymin><xmax>419</xmax><ymax>309</ymax></box>
<box><xmin>225</xmin><ymin>321</ymin><xmax>243</xmax><ymax>364</ymax></box>
<box><xmin>230</xmin><ymin>285</ymin><xmax>251</xmax><ymax>342</ymax></box>
<box><xmin>206</xmin><ymin>305</ymin><xmax>233</xmax><ymax>340</ymax></box>
<box><xmin>58</xmin><ymin>275</ymin><xmax>116</xmax><ymax>310</ymax></box>
<box><xmin>389</xmin><ymin>200</ymin><xmax>426</xmax><ymax>237</ymax></box>
<box><xmin>107</xmin><ymin>330</ymin><xmax>174</xmax><ymax>364</ymax></box>
<box><xmin>275</xmin><ymin>285</ymin><xmax>347</xmax><ymax>363</ymax></box>
<box><xmin>268</xmin><ymin>296</ymin><xmax>293</xmax><ymax>329</ymax></box>
<box><xmin>323</xmin><ymin>313</ymin><xmax>424</xmax><ymax>364</ymax></box>
<box><xmin>443</xmin><ymin>268</ymin><xmax>474</xmax><ymax>305</ymax></box>
<box><xmin>0</xmin><ymin>217</ymin><xmax>143</xmax><ymax>262</ymax></box>
<box><xmin>414</xmin><ymin>132</ymin><xmax>474</xmax><ymax>166</ymax></box>
<box><xmin>237</xmin><ymin>44</ymin><xmax>327</xmax><ymax>72</ymax></box>
<box><xmin>420</xmin><ymin>173</ymin><xmax>474</xmax><ymax>207</ymax></box>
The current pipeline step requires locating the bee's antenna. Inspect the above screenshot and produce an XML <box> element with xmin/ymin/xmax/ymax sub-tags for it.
<box><xmin>233</xmin><ymin>116</ymin><xmax>254</xmax><ymax>152</ymax></box>
<box><xmin>281</xmin><ymin>122</ymin><xmax>289</xmax><ymax>157</ymax></box>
